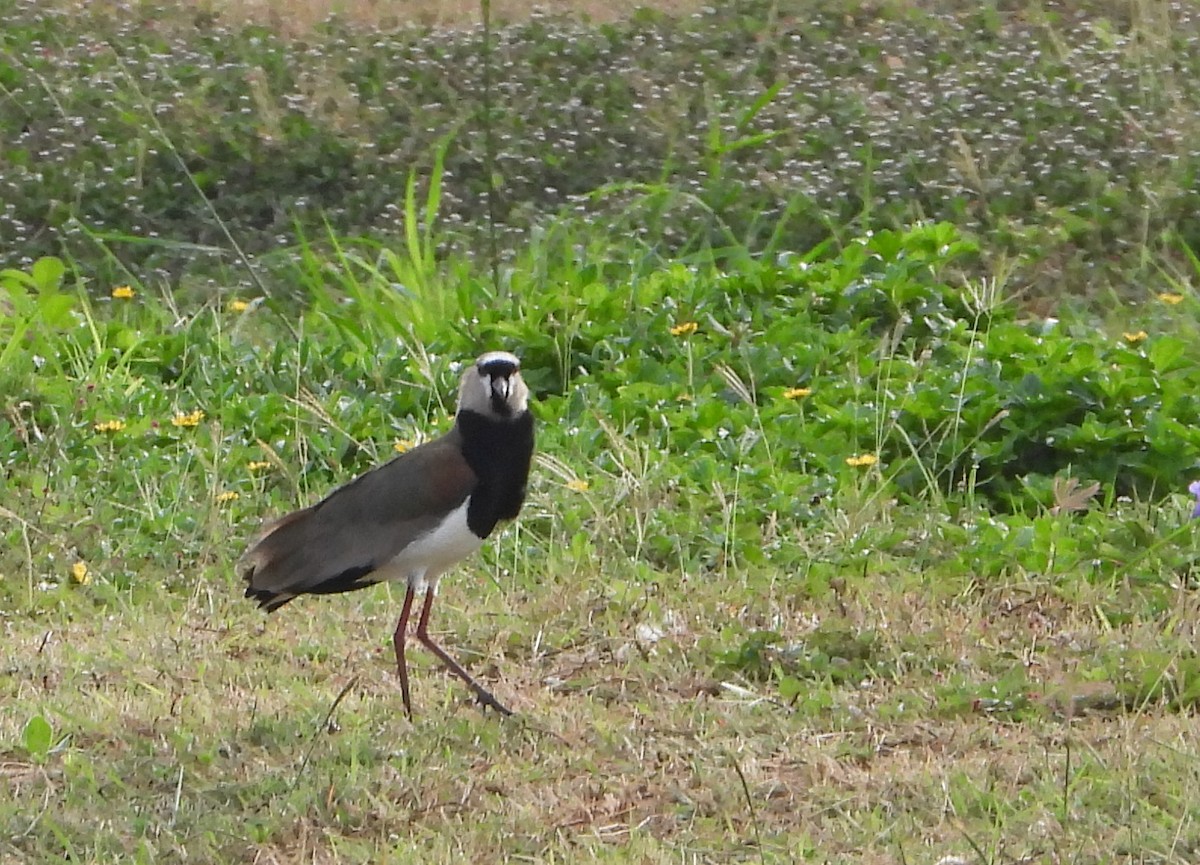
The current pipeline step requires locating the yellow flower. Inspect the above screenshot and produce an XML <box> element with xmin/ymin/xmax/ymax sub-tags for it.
<box><xmin>846</xmin><ymin>454</ymin><xmax>879</xmax><ymax>468</ymax></box>
<box><xmin>93</xmin><ymin>419</ymin><xmax>126</xmax><ymax>433</ymax></box>
<box><xmin>171</xmin><ymin>410</ymin><xmax>205</xmax><ymax>428</ymax></box>
<box><xmin>566</xmin><ymin>478</ymin><xmax>590</xmax><ymax>492</ymax></box>
<box><xmin>247</xmin><ymin>460</ymin><xmax>272</xmax><ymax>472</ymax></box>
<box><xmin>216</xmin><ymin>491</ymin><xmax>240</xmax><ymax>504</ymax></box>
<box><xmin>71</xmin><ymin>561</ymin><xmax>91</xmax><ymax>585</ymax></box>
<box><xmin>1122</xmin><ymin>331</ymin><xmax>1148</xmax><ymax>344</ymax></box>
<box><xmin>111</xmin><ymin>285</ymin><xmax>135</xmax><ymax>299</ymax></box>
<box><xmin>393</xmin><ymin>439</ymin><xmax>416</xmax><ymax>454</ymax></box>
<box><xmin>676</xmin><ymin>393</ymin><xmax>693</xmax><ymax>402</ymax></box>
<box><xmin>783</xmin><ymin>387</ymin><xmax>813</xmax><ymax>399</ymax></box>
<box><xmin>1158</xmin><ymin>292</ymin><xmax>1185</xmax><ymax>305</ymax></box>
<box><xmin>669</xmin><ymin>321</ymin><xmax>699</xmax><ymax>336</ymax></box>
<box><xmin>229</xmin><ymin>299</ymin><xmax>250</xmax><ymax>313</ymax></box>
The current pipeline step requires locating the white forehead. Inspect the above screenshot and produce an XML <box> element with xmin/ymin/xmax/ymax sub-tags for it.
<box><xmin>475</xmin><ymin>350</ymin><xmax>521</xmax><ymax>370</ymax></box>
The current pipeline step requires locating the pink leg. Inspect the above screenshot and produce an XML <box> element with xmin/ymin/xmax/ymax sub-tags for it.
<box><xmin>415</xmin><ymin>589</ymin><xmax>512</xmax><ymax>716</ymax></box>
<box><xmin>393</xmin><ymin>586</ymin><xmax>417</xmax><ymax>720</ymax></box>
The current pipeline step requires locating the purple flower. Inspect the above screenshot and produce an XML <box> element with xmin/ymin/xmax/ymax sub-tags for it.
<box><xmin>1190</xmin><ymin>481</ymin><xmax>1200</xmax><ymax>518</ymax></box>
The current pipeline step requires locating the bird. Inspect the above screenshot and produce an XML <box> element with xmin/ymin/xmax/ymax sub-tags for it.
<box><xmin>239</xmin><ymin>350</ymin><xmax>534</xmax><ymax>719</ymax></box>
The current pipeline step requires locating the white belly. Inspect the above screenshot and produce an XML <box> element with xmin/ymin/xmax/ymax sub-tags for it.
<box><xmin>375</xmin><ymin>499</ymin><xmax>484</xmax><ymax>592</ymax></box>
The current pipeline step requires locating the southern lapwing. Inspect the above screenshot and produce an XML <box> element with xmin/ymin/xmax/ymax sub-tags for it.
<box><xmin>240</xmin><ymin>351</ymin><xmax>534</xmax><ymax>718</ymax></box>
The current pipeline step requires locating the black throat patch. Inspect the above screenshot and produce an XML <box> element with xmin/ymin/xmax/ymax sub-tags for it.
<box><xmin>456</xmin><ymin>408</ymin><xmax>535</xmax><ymax>539</ymax></box>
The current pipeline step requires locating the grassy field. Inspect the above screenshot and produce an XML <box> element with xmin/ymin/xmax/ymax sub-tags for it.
<box><xmin>33</xmin><ymin>0</ymin><xmax>711</xmax><ymax>30</ymax></box>
<box><xmin>5</xmin><ymin>0</ymin><xmax>1200</xmax><ymax>862</ymax></box>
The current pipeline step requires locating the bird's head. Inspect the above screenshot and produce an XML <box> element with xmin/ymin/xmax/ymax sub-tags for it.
<box><xmin>458</xmin><ymin>351</ymin><xmax>529</xmax><ymax>420</ymax></box>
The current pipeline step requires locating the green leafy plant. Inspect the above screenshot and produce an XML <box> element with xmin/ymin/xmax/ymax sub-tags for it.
<box><xmin>21</xmin><ymin>714</ymin><xmax>54</xmax><ymax>761</ymax></box>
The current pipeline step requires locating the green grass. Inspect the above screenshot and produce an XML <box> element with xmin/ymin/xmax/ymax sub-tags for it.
<box><xmin>5</xmin><ymin>0</ymin><xmax>1200</xmax><ymax>300</ymax></box>
<box><xmin>6</xmin><ymin>0</ymin><xmax>1200</xmax><ymax>861</ymax></box>
<box><xmin>5</xmin><ymin>216</ymin><xmax>1200</xmax><ymax>862</ymax></box>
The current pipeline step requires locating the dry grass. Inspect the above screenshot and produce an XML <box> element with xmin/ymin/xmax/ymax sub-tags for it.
<box><xmin>52</xmin><ymin>0</ymin><xmax>710</xmax><ymax>36</ymax></box>
<box><xmin>5</xmin><ymin>1</ymin><xmax>1200</xmax><ymax>860</ymax></box>
<box><xmin>5</xmin><ymin>546</ymin><xmax>1200</xmax><ymax>863</ymax></box>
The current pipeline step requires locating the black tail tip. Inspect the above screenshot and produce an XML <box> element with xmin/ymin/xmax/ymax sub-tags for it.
<box><xmin>244</xmin><ymin>585</ymin><xmax>292</xmax><ymax>613</ymax></box>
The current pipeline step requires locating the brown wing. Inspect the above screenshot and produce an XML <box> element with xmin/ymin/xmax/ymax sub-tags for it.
<box><xmin>241</xmin><ymin>428</ymin><xmax>476</xmax><ymax>609</ymax></box>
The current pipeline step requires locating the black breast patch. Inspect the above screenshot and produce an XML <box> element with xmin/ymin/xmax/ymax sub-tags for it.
<box><xmin>456</xmin><ymin>409</ymin><xmax>535</xmax><ymax>539</ymax></box>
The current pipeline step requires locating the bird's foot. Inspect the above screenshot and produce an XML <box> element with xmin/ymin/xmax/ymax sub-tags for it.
<box><xmin>473</xmin><ymin>687</ymin><xmax>514</xmax><ymax>717</ymax></box>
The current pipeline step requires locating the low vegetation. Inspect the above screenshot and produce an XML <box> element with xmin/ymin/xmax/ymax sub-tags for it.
<box><xmin>3</xmin><ymin>0</ymin><xmax>1200</xmax><ymax>862</ymax></box>
<box><xmin>4</xmin><ymin>0</ymin><xmax>1200</xmax><ymax>299</ymax></box>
